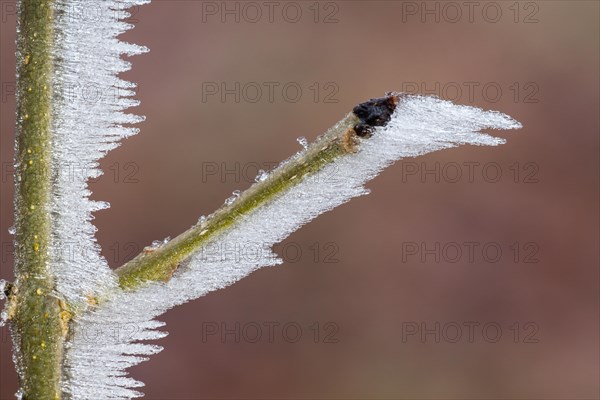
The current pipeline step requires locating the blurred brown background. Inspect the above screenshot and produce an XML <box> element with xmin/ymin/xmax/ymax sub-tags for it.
<box><xmin>1</xmin><ymin>1</ymin><xmax>598</xmax><ymax>399</ymax></box>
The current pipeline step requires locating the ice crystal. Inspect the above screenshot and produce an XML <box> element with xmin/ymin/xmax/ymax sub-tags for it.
<box><xmin>297</xmin><ymin>136</ymin><xmax>309</xmax><ymax>150</ymax></box>
<box><xmin>0</xmin><ymin>279</ymin><xmax>7</xmax><ymax>301</ymax></box>
<box><xmin>224</xmin><ymin>190</ymin><xmax>242</xmax><ymax>206</ymax></box>
<box><xmin>255</xmin><ymin>169</ymin><xmax>269</xmax><ymax>183</ymax></box>
<box><xmin>0</xmin><ymin>278</ymin><xmax>7</xmax><ymax>327</ymax></box>
<box><xmin>148</xmin><ymin>237</ymin><xmax>170</xmax><ymax>250</ymax></box>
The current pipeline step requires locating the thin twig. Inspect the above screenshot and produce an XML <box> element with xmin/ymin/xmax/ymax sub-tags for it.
<box><xmin>114</xmin><ymin>96</ymin><xmax>397</xmax><ymax>290</ymax></box>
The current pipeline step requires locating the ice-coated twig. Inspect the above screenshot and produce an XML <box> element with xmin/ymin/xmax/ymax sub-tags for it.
<box><xmin>115</xmin><ymin>94</ymin><xmax>520</xmax><ymax>290</ymax></box>
<box><xmin>9</xmin><ymin>0</ymin><xmax>148</xmax><ymax>398</ymax></box>
<box><xmin>65</xmin><ymin>93</ymin><xmax>521</xmax><ymax>399</ymax></box>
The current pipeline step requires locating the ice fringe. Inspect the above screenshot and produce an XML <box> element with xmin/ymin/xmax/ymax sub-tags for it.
<box><xmin>50</xmin><ymin>0</ymin><xmax>150</xmax><ymax>306</ymax></box>
<box><xmin>44</xmin><ymin>1</ymin><xmax>523</xmax><ymax>398</ymax></box>
<box><xmin>64</xmin><ymin>93</ymin><xmax>521</xmax><ymax>398</ymax></box>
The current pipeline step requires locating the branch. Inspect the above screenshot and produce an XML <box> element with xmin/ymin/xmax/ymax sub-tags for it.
<box><xmin>113</xmin><ymin>93</ymin><xmax>517</xmax><ymax>293</ymax></box>
<box><xmin>73</xmin><ymin>93</ymin><xmax>520</xmax><ymax>397</ymax></box>
<box><xmin>114</xmin><ymin>104</ymin><xmax>375</xmax><ymax>289</ymax></box>
<box><xmin>10</xmin><ymin>0</ymin><xmax>66</xmax><ymax>398</ymax></box>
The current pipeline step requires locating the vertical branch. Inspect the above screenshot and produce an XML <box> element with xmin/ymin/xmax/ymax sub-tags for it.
<box><xmin>11</xmin><ymin>0</ymin><xmax>64</xmax><ymax>398</ymax></box>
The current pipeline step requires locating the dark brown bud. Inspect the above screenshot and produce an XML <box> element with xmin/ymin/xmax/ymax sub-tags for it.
<box><xmin>352</xmin><ymin>94</ymin><xmax>398</xmax><ymax>137</ymax></box>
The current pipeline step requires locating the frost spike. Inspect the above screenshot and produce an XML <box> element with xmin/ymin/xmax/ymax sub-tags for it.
<box><xmin>50</xmin><ymin>0</ymin><xmax>148</xmax><ymax>307</ymax></box>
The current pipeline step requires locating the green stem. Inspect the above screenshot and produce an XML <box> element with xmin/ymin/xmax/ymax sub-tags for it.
<box><xmin>11</xmin><ymin>0</ymin><xmax>65</xmax><ymax>399</ymax></box>
<box><xmin>115</xmin><ymin>112</ymin><xmax>364</xmax><ymax>289</ymax></box>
